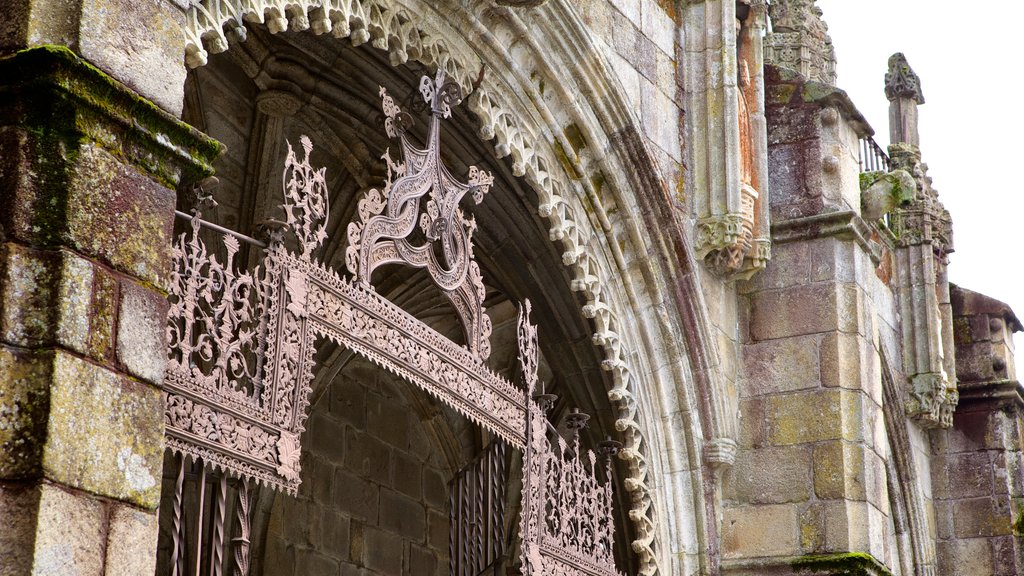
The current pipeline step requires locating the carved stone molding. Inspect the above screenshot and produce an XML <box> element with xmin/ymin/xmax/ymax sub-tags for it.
<box><xmin>684</xmin><ymin>0</ymin><xmax>772</xmax><ymax>280</ymax></box>
<box><xmin>887</xmin><ymin>143</ymin><xmax>957</xmax><ymax>428</ymax></box>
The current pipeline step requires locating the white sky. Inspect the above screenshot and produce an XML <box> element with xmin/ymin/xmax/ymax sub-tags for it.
<box><xmin>817</xmin><ymin>0</ymin><xmax>1024</xmax><ymax>353</ymax></box>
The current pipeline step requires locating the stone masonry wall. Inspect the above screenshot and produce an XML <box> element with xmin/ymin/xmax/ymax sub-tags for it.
<box><xmin>722</xmin><ymin>65</ymin><xmax>906</xmax><ymax>574</ymax></box>
<box><xmin>0</xmin><ymin>44</ymin><xmax>218</xmax><ymax>575</ymax></box>
<box><xmin>260</xmin><ymin>356</ymin><xmax>459</xmax><ymax>576</ymax></box>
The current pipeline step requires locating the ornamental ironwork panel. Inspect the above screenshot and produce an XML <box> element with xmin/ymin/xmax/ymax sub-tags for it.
<box><xmin>164</xmin><ymin>71</ymin><xmax>622</xmax><ymax>576</ymax></box>
<box><xmin>164</xmin><ymin>72</ymin><xmax>518</xmax><ymax>496</ymax></box>
<box><xmin>518</xmin><ymin>303</ymin><xmax>624</xmax><ymax>576</ymax></box>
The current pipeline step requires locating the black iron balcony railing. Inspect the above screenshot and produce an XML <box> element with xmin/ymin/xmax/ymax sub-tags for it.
<box><xmin>858</xmin><ymin>136</ymin><xmax>891</xmax><ymax>173</ymax></box>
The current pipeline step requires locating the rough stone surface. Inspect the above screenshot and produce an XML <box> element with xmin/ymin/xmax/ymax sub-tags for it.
<box><xmin>116</xmin><ymin>280</ymin><xmax>169</xmax><ymax>386</ymax></box>
<box><xmin>103</xmin><ymin>504</ymin><xmax>159</xmax><ymax>576</ymax></box>
<box><xmin>43</xmin><ymin>351</ymin><xmax>163</xmax><ymax>508</ymax></box>
<box><xmin>31</xmin><ymin>483</ymin><xmax>107</xmax><ymax>576</ymax></box>
<box><xmin>0</xmin><ymin>345</ymin><xmax>51</xmax><ymax>479</ymax></box>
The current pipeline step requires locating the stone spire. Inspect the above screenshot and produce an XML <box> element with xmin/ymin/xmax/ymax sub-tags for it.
<box><xmin>885</xmin><ymin>53</ymin><xmax>924</xmax><ymax>147</ymax></box>
<box><xmin>765</xmin><ymin>0</ymin><xmax>837</xmax><ymax>84</ymax></box>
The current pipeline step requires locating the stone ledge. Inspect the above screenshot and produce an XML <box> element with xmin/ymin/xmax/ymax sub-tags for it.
<box><xmin>771</xmin><ymin>211</ymin><xmax>882</xmax><ymax>265</ymax></box>
<box><xmin>723</xmin><ymin>552</ymin><xmax>894</xmax><ymax>575</ymax></box>
<box><xmin>0</xmin><ymin>45</ymin><xmax>219</xmax><ymax>189</ymax></box>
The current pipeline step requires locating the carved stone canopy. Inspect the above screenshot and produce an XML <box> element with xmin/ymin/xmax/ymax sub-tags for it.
<box><xmin>885</xmin><ymin>52</ymin><xmax>925</xmax><ymax>104</ymax></box>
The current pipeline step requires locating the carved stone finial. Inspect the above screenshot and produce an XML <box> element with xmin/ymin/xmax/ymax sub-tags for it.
<box><xmin>884</xmin><ymin>53</ymin><xmax>924</xmax><ymax>104</ymax></box>
<box><xmin>765</xmin><ymin>0</ymin><xmax>836</xmax><ymax>85</ymax></box>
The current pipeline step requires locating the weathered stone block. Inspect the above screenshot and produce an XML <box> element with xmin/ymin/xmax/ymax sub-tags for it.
<box><xmin>310</xmin><ymin>412</ymin><xmax>347</xmax><ymax>465</ymax></box>
<box><xmin>330</xmin><ymin>377</ymin><xmax>367</xmax><ymax>430</ymax></box>
<box><xmin>813</xmin><ymin>441</ymin><xmax>865</xmax><ymax>501</ymax></box>
<box><xmin>749</xmin><ymin>283</ymin><xmax>860</xmax><ymax>341</ymax></box>
<box><xmin>766</xmin><ymin>389</ymin><xmax>844</xmax><ymax>445</ymax></box>
<box><xmin>0</xmin><ymin>345</ymin><xmax>51</xmax><ymax>478</ymax></box>
<box><xmin>392</xmin><ymin>450</ymin><xmax>422</xmax><ymax>500</ymax></box>
<box><xmin>423</xmin><ymin>468</ymin><xmax>446</xmax><ymax>510</ymax></box>
<box><xmin>64</xmin><ymin>144</ymin><xmax>177</xmax><ymax>287</ymax></box>
<box><xmin>932</xmin><ymin>452</ymin><xmax>994</xmax><ymax>500</ymax></box>
<box><xmin>367</xmin><ymin>392</ymin><xmax>410</xmax><ymax>450</ymax></box>
<box><xmin>722</xmin><ymin>504</ymin><xmax>800</xmax><ymax>558</ymax></box>
<box><xmin>332</xmin><ymin>468</ymin><xmax>379</xmax><ymax>523</ymax></box>
<box><xmin>116</xmin><ymin>279</ymin><xmax>168</xmax><ymax>385</ymax></box>
<box><xmin>0</xmin><ymin>481</ymin><xmax>40</xmax><ymax>575</ymax></box>
<box><xmin>937</xmin><ymin>537</ymin><xmax>993</xmax><ymax>576</ymax></box>
<box><xmin>0</xmin><ymin>243</ymin><xmax>61</xmax><ymax>347</ymax></box>
<box><xmin>322</xmin><ymin>509</ymin><xmax>350</xmax><ymax>561</ymax></box>
<box><xmin>31</xmin><ymin>482</ymin><xmax>106</xmax><ymax>575</ymax></box>
<box><xmin>43</xmin><ymin>351</ymin><xmax>163</xmax><ymax>508</ymax></box>
<box><xmin>362</xmin><ymin>526</ymin><xmax>402</xmax><ymax>574</ymax></box>
<box><xmin>725</xmin><ymin>446</ymin><xmax>812</xmax><ymax>504</ymax></box>
<box><xmin>379</xmin><ymin>488</ymin><xmax>425</xmax><ymax>541</ymax></box>
<box><xmin>742</xmin><ymin>335</ymin><xmax>821</xmax><ymax>396</ymax></box>
<box><xmin>739</xmin><ymin>241</ymin><xmax>810</xmax><ymax>294</ymax></box>
<box><xmin>103</xmin><ymin>503</ymin><xmax>159</xmax><ymax>576</ymax></box>
<box><xmin>345</xmin><ymin>427</ymin><xmax>392</xmax><ymax>485</ymax></box>
<box><xmin>952</xmin><ymin>496</ymin><xmax>1012</xmax><ymax>538</ymax></box>
<box><xmin>427</xmin><ymin>508</ymin><xmax>447</xmax><ymax>553</ymax></box>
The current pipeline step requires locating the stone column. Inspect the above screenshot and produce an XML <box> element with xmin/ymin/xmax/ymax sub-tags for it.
<box><xmin>0</xmin><ymin>46</ymin><xmax>218</xmax><ymax>574</ymax></box>
<box><xmin>884</xmin><ymin>53</ymin><xmax>924</xmax><ymax>148</ymax></box>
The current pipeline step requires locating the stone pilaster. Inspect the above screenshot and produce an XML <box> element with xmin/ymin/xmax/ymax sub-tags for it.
<box><xmin>683</xmin><ymin>0</ymin><xmax>772</xmax><ymax>280</ymax></box>
<box><xmin>888</xmin><ymin>143</ymin><xmax>957</xmax><ymax>429</ymax></box>
<box><xmin>0</xmin><ymin>46</ymin><xmax>219</xmax><ymax>574</ymax></box>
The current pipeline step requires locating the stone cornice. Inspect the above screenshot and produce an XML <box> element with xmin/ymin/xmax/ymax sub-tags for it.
<box><xmin>771</xmin><ymin>210</ymin><xmax>882</xmax><ymax>264</ymax></box>
<box><xmin>0</xmin><ymin>46</ymin><xmax>221</xmax><ymax>189</ymax></box>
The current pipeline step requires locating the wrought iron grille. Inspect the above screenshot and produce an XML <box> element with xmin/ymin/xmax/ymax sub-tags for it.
<box><xmin>162</xmin><ymin>71</ymin><xmax>623</xmax><ymax>576</ymax></box>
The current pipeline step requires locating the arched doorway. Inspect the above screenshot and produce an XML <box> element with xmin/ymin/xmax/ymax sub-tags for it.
<box><xmin>159</xmin><ymin>2</ymin><xmax>721</xmax><ymax>574</ymax></box>
<box><xmin>157</xmin><ymin>20</ymin><xmax>636</xmax><ymax>575</ymax></box>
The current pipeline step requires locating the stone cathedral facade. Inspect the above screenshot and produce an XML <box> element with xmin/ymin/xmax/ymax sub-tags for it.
<box><xmin>0</xmin><ymin>0</ymin><xmax>1020</xmax><ymax>575</ymax></box>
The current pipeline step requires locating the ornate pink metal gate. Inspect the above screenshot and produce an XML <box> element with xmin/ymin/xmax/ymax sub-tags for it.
<box><xmin>162</xmin><ymin>72</ymin><xmax>623</xmax><ymax>576</ymax></box>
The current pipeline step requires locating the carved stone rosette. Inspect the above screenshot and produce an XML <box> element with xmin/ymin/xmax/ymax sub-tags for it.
<box><xmin>887</xmin><ymin>143</ymin><xmax>957</xmax><ymax>428</ymax></box>
<box><xmin>685</xmin><ymin>0</ymin><xmax>772</xmax><ymax>280</ymax></box>
<box><xmin>764</xmin><ymin>0</ymin><xmax>837</xmax><ymax>85</ymax></box>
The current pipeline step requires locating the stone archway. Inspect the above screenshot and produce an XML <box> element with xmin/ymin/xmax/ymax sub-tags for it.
<box><xmin>170</xmin><ymin>1</ymin><xmax>731</xmax><ymax>574</ymax></box>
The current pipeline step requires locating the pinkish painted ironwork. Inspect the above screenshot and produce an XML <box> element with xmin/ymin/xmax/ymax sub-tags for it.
<box><xmin>346</xmin><ymin>70</ymin><xmax>495</xmax><ymax>359</ymax></box>
<box><xmin>165</xmin><ymin>74</ymin><xmax>622</xmax><ymax>575</ymax></box>
<box><xmin>518</xmin><ymin>302</ymin><xmax>623</xmax><ymax>576</ymax></box>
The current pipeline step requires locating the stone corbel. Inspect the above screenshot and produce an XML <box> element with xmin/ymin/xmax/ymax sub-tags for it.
<box><xmin>684</xmin><ymin>0</ymin><xmax>771</xmax><ymax>280</ymax></box>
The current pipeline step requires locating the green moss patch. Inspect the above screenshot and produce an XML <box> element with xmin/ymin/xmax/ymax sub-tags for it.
<box><xmin>793</xmin><ymin>552</ymin><xmax>894</xmax><ymax>576</ymax></box>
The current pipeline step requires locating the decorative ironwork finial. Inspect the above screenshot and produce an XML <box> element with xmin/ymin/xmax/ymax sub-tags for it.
<box><xmin>346</xmin><ymin>73</ymin><xmax>495</xmax><ymax>359</ymax></box>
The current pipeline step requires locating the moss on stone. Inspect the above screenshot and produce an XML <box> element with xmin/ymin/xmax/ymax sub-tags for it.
<box><xmin>792</xmin><ymin>552</ymin><xmax>894</xmax><ymax>576</ymax></box>
<box><xmin>0</xmin><ymin>45</ymin><xmax>221</xmax><ymax>190</ymax></box>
